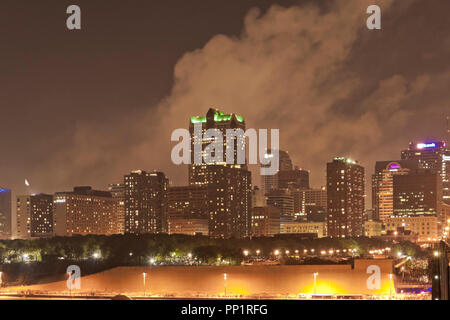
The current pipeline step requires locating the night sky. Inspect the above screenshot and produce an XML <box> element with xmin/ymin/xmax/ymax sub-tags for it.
<box><xmin>1</xmin><ymin>0</ymin><xmax>450</xmax><ymax>204</ymax></box>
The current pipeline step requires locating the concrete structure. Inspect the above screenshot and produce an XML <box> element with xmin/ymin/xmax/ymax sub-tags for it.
<box><xmin>54</xmin><ymin>187</ymin><xmax>121</xmax><ymax>236</ymax></box>
<box><xmin>327</xmin><ymin>157</ymin><xmax>365</xmax><ymax>238</ymax></box>
<box><xmin>11</xmin><ymin>260</ymin><xmax>395</xmax><ymax>297</ymax></box>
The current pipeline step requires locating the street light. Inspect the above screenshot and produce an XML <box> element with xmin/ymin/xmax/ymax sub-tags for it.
<box><xmin>313</xmin><ymin>272</ymin><xmax>319</xmax><ymax>295</ymax></box>
<box><xmin>223</xmin><ymin>273</ymin><xmax>227</xmax><ymax>297</ymax></box>
<box><xmin>143</xmin><ymin>272</ymin><xmax>147</xmax><ymax>297</ymax></box>
<box><xmin>243</xmin><ymin>250</ymin><xmax>249</xmax><ymax>257</ymax></box>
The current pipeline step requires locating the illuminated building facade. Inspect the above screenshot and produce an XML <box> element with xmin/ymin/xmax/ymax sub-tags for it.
<box><xmin>401</xmin><ymin>141</ymin><xmax>450</xmax><ymax>204</ymax></box>
<box><xmin>385</xmin><ymin>215</ymin><xmax>438</xmax><ymax>242</ymax></box>
<box><xmin>124</xmin><ymin>171</ymin><xmax>169</xmax><ymax>234</ymax></box>
<box><xmin>364</xmin><ymin>220</ymin><xmax>383</xmax><ymax>237</ymax></box>
<box><xmin>16</xmin><ymin>196</ymin><xmax>31</xmax><ymax>239</ymax></box>
<box><xmin>280</xmin><ymin>220</ymin><xmax>327</xmax><ymax>238</ymax></box>
<box><xmin>327</xmin><ymin>157</ymin><xmax>365</xmax><ymax>238</ymax></box>
<box><xmin>168</xmin><ymin>218</ymin><xmax>209</xmax><ymax>236</ymax></box>
<box><xmin>392</xmin><ymin>169</ymin><xmax>442</xmax><ymax>217</ymax></box>
<box><xmin>0</xmin><ymin>188</ymin><xmax>12</xmax><ymax>239</ymax></box>
<box><xmin>372</xmin><ymin>160</ymin><xmax>418</xmax><ymax>223</ymax></box>
<box><xmin>261</xmin><ymin>150</ymin><xmax>292</xmax><ymax>195</ymax></box>
<box><xmin>108</xmin><ymin>183</ymin><xmax>125</xmax><ymax>234</ymax></box>
<box><xmin>189</xmin><ymin>109</ymin><xmax>252</xmax><ymax>239</ymax></box>
<box><xmin>167</xmin><ymin>186</ymin><xmax>210</xmax><ymax>235</ymax></box>
<box><xmin>291</xmin><ymin>187</ymin><xmax>327</xmax><ymax>218</ymax></box>
<box><xmin>54</xmin><ymin>187</ymin><xmax>121</xmax><ymax>236</ymax></box>
<box><xmin>16</xmin><ymin>194</ymin><xmax>53</xmax><ymax>239</ymax></box>
<box><xmin>251</xmin><ymin>206</ymin><xmax>280</xmax><ymax>237</ymax></box>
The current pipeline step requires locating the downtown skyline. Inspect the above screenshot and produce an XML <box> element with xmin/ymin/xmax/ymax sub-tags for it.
<box><xmin>1</xmin><ymin>0</ymin><xmax>450</xmax><ymax>199</ymax></box>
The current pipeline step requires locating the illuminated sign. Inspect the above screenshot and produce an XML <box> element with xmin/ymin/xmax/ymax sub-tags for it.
<box><xmin>0</xmin><ymin>188</ymin><xmax>10</xmax><ymax>193</ymax></box>
<box><xmin>388</xmin><ymin>163</ymin><xmax>401</xmax><ymax>171</ymax></box>
<box><xmin>55</xmin><ymin>199</ymin><xmax>66</xmax><ymax>203</ymax></box>
<box><xmin>417</xmin><ymin>143</ymin><xmax>437</xmax><ymax>149</ymax></box>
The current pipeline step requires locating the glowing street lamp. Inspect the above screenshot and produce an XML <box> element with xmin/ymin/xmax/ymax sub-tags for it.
<box><xmin>274</xmin><ymin>249</ymin><xmax>280</xmax><ymax>256</ymax></box>
<box><xmin>256</xmin><ymin>249</ymin><xmax>261</xmax><ymax>256</ymax></box>
<box><xmin>243</xmin><ymin>250</ymin><xmax>249</xmax><ymax>257</ymax></box>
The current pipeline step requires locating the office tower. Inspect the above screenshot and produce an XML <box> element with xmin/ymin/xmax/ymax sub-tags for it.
<box><xmin>167</xmin><ymin>185</ymin><xmax>209</xmax><ymax>235</ymax></box>
<box><xmin>54</xmin><ymin>186</ymin><xmax>121</xmax><ymax>236</ymax></box>
<box><xmin>291</xmin><ymin>187</ymin><xmax>327</xmax><ymax>217</ymax></box>
<box><xmin>16</xmin><ymin>194</ymin><xmax>53</xmax><ymax>239</ymax></box>
<box><xmin>401</xmin><ymin>141</ymin><xmax>450</xmax><ymax>204</ymax></box>
<box><xmin>364</xmin><ymin>220</ymin><xmax>383</xmax><ymax>237</ymax></box>
<box><xmin>124</xmin><ymin>171</ymin><xmax>168</xmax><ymax>234</ymax></box>
<box><xmin>0</xmin><ymin>188</ymin><xmax>12</xmax><ymax>239</ymax></box>
<box><xmin>251</xmin><ymin>206</ymin><xmax>280</xmax><ymax>237</ymax></box>
<box><xmin>108</xmin><ymin>183</ymin><xmax>125</xmax><ymax>234</ymax></box>
<box><xmin>372</xmin><ymin>160</ymin><xmax>418</xmax><ymax>223</ymax></box>
<box><xmin>277</xmin><ymin>167</ymin><xmax>310</xmax><ymax>190</ymax></box>
<box><xmin>326</xmin><ymin>157</ymin><xmax>365</xmax><ymax>238</ymax></box>
<box><xmin>189</xmin><ymin>109</ymin><xmax>252</xmax><ymax>238</ymax></box>
<box><xmin>266</xmin><ymin>189</ymin><xmax>294</xmax><ymax>219</ymax></box>
<box><xmin>393</xmin><ymin>169</ymin><xmax>442</xmax><ymax>217</ymax></box>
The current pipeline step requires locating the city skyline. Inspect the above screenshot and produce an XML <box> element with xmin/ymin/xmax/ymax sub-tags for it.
<box><xmin>1</xmin><ymin>0</ymin><xmax>450</xmax><ymax>199</ymax></box>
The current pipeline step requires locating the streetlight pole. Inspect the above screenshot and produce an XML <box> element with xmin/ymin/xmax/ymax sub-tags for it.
<box><xmin>313</xmin><ymin>272</ymin><xmax>319</xmax><ymax>295</ymax></box>
<box><xmin>143</xmin><ymin>272</ymin><xmax>147</xmax><ymax>297</ymax></box>
<box><xmin>224</xmin><ymin>273</ymin><xmax>227</xmax><ymax>297</ymax></box>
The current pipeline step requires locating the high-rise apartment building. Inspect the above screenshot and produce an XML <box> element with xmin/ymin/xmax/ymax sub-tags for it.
<box><xmin>0</xmin><ymin>188</ymin><xmax>12</xmax><ymax>239</ymax></box>
<box><xmin>189</xmin><ymin>109</ymin><xmax>252</xmax><ymax>238</ymax></box>
<box><xmin>291</xmin><ymin>187</ymin><xmax>327</xmax><ymax>217</ymax></box>
<box><xmin>17</xmin><ymin>194</ymin><xmax>53</xmax><ymax>239</ymax></box>
<box><xmin>372</xmin><ymin>160</ymin><xmax>418</xmax><ymax>223</ymax></box>
<box><xmin>124</xmin><ymin>171</ymin><xmax>169</xmax><ymax>234</ymax></box>
<box><xmin>326</xmin><ymin>157</ymin><xmax>365</xmax><ymax>238</ymax></box>
<box><xmin>108</xmin><ymin>183</ymin><xmax>125</xmax><ymax>234</ymax></box>
<box><xmin>54</xmin><ymin>187</ymin><xmax>121</xmax><ymax>236</ymax></box>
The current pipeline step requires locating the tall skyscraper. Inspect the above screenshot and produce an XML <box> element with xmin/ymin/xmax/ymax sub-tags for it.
<box><xmin>291</xmin><ymin>187</ymin><xmax>327</xmax><ymax>218</ymax></box>
<box><xmin>401</xmin><ymin>141</ymin><xmax>450</xmax><ymax>204</ymax></box>
<box><xmin>189</xmin><ymin>109</ymin><xmax>252</xmax><ymax>238</ymax></box>
<box><xmin>108</xmin><ymin>183</ymin><xmax>125</xmax><ymax>234</ymax></box>
<box><xmin>327</xmin><ymin>157</ymin><xmax>365</xmax><ymax>238</ymax></box>
<box><xmin>372</xmin><ymin>160</ymin><xmax>418</xmax><ymax>223</ymax></box>
<box><xmin>17</xmin><ymin>194</ymin><xmax>53</xmax><ymax>239</ymax></box>
<box><xmin>124</xmin><ymin>171</ymin><xmax>169</xmax><ymax>234</ymax></box>
<box><xmin>54</xmin><ymin>187</ymin><xmax>121</xmax><ymax>236</ymax></box>
<box><xmin>0</xmin><ymin>188</ymin><xmax>12</xmax><ymax>239</ymax></box>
